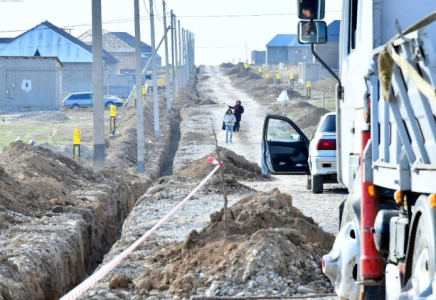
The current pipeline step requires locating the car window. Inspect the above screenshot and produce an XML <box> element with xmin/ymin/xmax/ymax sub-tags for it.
<box><xmin>267</xmin><ymin>119</ymin><xmax>302</xmax><ymax>142</ymax></box>
<box><xmin>318</xmin><ymin>115</ymin><xmax>336</xmax><ymax>133</ymax></box>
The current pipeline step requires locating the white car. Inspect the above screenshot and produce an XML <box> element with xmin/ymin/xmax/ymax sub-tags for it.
<box><xmin>261</xmin><ymin>112</ymin><xmax>337</xmax><ymax>194</ymax></box>
<box><xmin>307</xmin><ymin>112</ymin><xmax>337</xmax><ymax>194</ymax></box>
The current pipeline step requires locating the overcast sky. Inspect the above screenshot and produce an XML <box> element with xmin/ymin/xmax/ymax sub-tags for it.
<box><xmin>0</xmin><ymin>0</ymin><xmax>342</xmax><ymax>65</ymax></box>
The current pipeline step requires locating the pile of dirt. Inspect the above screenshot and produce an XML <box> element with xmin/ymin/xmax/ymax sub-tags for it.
<box><xmin>311</xmin><ymin>77</ymin><xmax>337</xmax><ymax>91</ymax></box>
<box><xmin>180</xmin><ymin>147</ymin><xmax>264</xmax><ymax>181</ymax></box>
<box><xmin>0</xmin><ymin>141</ymin><xmax>109</xmax><ymax>217</ymax></box>
<box><xmin>293</xmin><ymin>107</ymin><xmax>329</xmax><ymax>129</ymax></box>
<box><xmin>290</xmin><ymin>101</ymin><xmax>316</xmax><ymax>109</ymax></box>
<box><xmin>200</xmin><ymin>99</ymin><xmax>217</xmax><ymax>105</ymax></box>
<box><xmin>220</xmin><ymin>63</ymin><xmax>234</xmax><ymax>68</ymax></box>
<box><xmin>9</xmin><ymin>111</ymin><xmax>70</xmax><ymax>122</ymax></box>
<box><xmin>142</xmin><ymin>188</ymin><xmax>335</xmax><ymax>298</ymax></box>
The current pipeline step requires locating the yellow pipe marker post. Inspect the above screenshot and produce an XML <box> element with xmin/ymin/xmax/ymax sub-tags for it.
<box><xmin>306</xmin><ymin>81</ymin><xmax>311</xmax><ymax>98</ymax></box>
<box><xmin>266</xmin><ymin>72</ymin><xmax>270</xmax><ymax>79</ymax></box>
<box><xmin>73</xmin><ymin>129</ymin><xmax>81</xmax><ymax>160</ymax></box>
<box><xmin>110</xmin><ymin>105</ymin><xmax>116</xmax><ymax>135</ymax></box>
<box><xmin>290</xmin><ymin>73</ymin><xmax>294</xmax><ymax>89</ymax></box>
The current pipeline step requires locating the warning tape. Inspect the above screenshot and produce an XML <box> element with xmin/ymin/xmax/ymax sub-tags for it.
<box><xmin>59</xmin><ymin>164</ymin><xmax>221</xmax><ymax>300</ymax></box>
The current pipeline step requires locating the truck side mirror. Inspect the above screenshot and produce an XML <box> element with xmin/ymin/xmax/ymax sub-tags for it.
<box><xmin>298</xmin><ymin>21</ymin><xmax>328</xmax><ymax>44</ymax></box>
<box><xmin>297</xmin><ymin>0</ymin><xmax>325</xmax><ymax>20</ymax></box>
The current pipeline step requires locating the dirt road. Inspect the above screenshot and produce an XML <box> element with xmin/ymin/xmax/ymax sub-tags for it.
<box><xmin>196</xmin><ymin>65</ymin><xmax>346</xmax><ymax>234</ymax></box>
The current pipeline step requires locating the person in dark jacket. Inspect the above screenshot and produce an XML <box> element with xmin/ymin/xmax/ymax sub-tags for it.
<box><xmin>228</xmin><ymin>100</ymin><xmax>244</xmax><ymax>132</ymax></box>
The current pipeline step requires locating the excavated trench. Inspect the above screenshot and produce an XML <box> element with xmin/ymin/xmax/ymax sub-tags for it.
<box><xmin>0</xmin><ymin>72</ymin><xmax>200</xmax><ymax>300</ymax></box>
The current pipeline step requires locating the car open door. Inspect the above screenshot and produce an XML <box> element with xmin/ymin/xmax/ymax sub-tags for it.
<box><xmin>261</xmin><ymin>114</ymin><xmax>310</xmax><ymax>175</ymax></box>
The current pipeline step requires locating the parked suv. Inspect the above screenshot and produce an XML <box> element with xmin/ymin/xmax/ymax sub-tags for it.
<box><xmin>62</xmin><ymin>92</ymin><xmax>124</xmax><ymax>109</ymax></box>
<box><xmin>261</xmin><ymin>112</ymin><xmax>337</xmax><ymax>194</ymax></box>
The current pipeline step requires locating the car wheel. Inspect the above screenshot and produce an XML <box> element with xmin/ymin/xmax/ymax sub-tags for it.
<box><xmin>311</xmin><ymin>174</ymin><xmax>323</xmax><ymax>194</ymax></box>
<box><xmin>306</xmin><ymin>175</ymin><xmax>311</xmax><ymax>190</ymax></box>
<box><xmin>72</xmin><ymin>104</ymin><xmax>79</xmax><ymax>109</ymax></box>
<box><xmin>105</xmin><ymin>101</ymin><xmax>114</xmax><ymax>107</ymax></box>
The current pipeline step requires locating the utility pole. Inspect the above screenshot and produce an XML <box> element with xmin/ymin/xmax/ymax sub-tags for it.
<box><xmin>173</xmin><ymin>13</ymin><xmax>179</xmax><ymax>94</ymax></box>
<box><xmin>150</xmin><ymin>0</ymin><xmax>160</xmax><ymax>137</ymax></box>
<box><xmin>183</xmin><ymin>29</ymin><xmax>187</xmax><ymax>86</ymax></box>
<box><xmin>134</xmin><ymin>0</ymin><xmax>145</xmax><ymax>173</ymax></box>
<box><xmin>162</xmin><ymin>0</ymin><xmax>171</xmax><ymax>114</ymax></box>
<box><xmin>92</xmin><ymin>0</ymin><xmax>105</xmax><ymax>171</ymax></box>
<box><xmin>170</xmin><ymin>10</ymin><xmax>176</xmax><ymax>103</ymax></box>
<box><xmin>178</xmin><ymin>20</ymin><xmax>183</xmax><ymax>88</ymax></box>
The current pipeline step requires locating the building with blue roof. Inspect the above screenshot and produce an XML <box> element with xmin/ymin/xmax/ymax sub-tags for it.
<box><xmin>78</xmin><ymin>30</ymin><xmax>162</xmax><ymax>73</ymax></box>
<box><xmin>265</xmin><ymin>34</ymin><xmax>312</xmax><ymax>65</ymax></box>
<box><xmin>0</xmin><ymin>21</ymin><xmax>119</xmax><ymax>94</ymax></box>
<box><xmin>314</xmin><ymin>20</ymin><xmax>340</xmax><ymax>69</ymax></box>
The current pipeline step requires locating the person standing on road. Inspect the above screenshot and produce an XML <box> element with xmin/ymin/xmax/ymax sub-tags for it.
<box><xmin>228</xmin><ymin>100</ymin><xmax>244</xmax><ymax>132</ymax></box>
<box><xmin>223</xmin><ymin>108</ymin><xmax>236</xmax><ymax>143</ymax></box>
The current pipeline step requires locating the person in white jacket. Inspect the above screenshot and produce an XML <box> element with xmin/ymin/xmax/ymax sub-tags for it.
<box><xmin>223</xmin><ymin>109</ymin><xmax>236</xmax><ymax>143</ymax></box>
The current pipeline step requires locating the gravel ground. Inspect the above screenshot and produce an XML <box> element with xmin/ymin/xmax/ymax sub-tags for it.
<box><xmin>78</xmin><ymin>65</ymin><xmax>346</xmax><ymax>300</ymax></box>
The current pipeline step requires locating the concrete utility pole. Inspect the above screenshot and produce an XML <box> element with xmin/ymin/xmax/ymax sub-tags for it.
<box><xmin>170</xmin><ymin>10</ymin><xmax>176</xmax><ymax>103</ymax></box>
<box><xmin>162</xmin><ymin>0</ymin><xmax>171</xmax><ymax>114</ymax></box>
<box><xmin>178</xmin><ymin>20</ymin><xmax>183</xmax><ymax>88</ymax></box>
<box><xmin>150</xmin><ymin>0</ymin><xmax>160</xmax><ymax>137</ymax></box>
<box><xmin>173</xmin><ymin>13</ymin><xmax>179</xmax><ymax>94</ymax></box>
<box><xmin>183</xmin><ymin>29</ymin><xmax>187</xmax><ymax>86</ymax></box>
<box><xmin>134</xmin><ymin>0</ymin><xmax>146</xmax><ymax>173</ymax></box>
<box><xmin>92</xmin><ymin>0</ymin><xmax>105</xmax><ymax>171</ymax></box>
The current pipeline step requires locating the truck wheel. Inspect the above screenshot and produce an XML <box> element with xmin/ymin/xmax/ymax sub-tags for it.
<box><xmin>71</xmin><ymin>104</ymin><xmax>79</xmax><ymax>109</ymax></box>
<box><xmin>410</xmin><ymin>215</ymin><xmax>432</xmax><ymax>295</ymax></box>
<box><xmin>311</xmin><ymin>175</ymin><xmax>323</xmax><ymax>194</ymax></box>
<box><xmin>306</xmin><ymin>175</ymin><xmax>311</xmax><ymax>190</ymax></box>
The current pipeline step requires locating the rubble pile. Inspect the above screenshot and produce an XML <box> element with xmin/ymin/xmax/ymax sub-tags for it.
<box><xmin>142</xmin><ymin>188</ymin><xmax>335</xmax><ymax>298</ymax></box>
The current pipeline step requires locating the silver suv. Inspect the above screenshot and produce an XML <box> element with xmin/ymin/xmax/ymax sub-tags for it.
<box><xmin>261</xmin><ymin>112</ymin><xmax>337</xmax><ymax>194</ymax></box>
<box><xmin>62</xmin><ymin>92</ymin><xmax>124</xmax><ymax>109</ymax></box>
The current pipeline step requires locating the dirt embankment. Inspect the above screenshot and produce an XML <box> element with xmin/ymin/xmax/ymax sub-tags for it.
<box><xmin>0</xmin><ymin>69</ymin><xmax>203</xmax><ymax>300</ymax></box>
<box><xmin>0</xmin><ymin>141</ymin><xmax>147</xmax><ymax>300</ymax></box>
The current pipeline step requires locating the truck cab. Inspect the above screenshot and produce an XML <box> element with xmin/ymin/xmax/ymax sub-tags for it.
<box><xmin>297</xmin><ymin>0</ymin><xmax>436</xmax><ymax>299</ymax></box>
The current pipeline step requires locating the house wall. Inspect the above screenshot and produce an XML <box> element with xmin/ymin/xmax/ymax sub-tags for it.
<box><xmin>266</xmin><ymin>46</ymin><xmax>289</xmax><ymax>65</ymax></box>
<box><xmin>267</xmin><ymin>46</ymin><xmax>312</xmax><ymax>65</ymax></box>
<box><xmin>251</xmin><ymin>51</ymin><xmax>266</xmax><ymax>65</ymax></box>
<box><xmin>314</xmin><ymin>40</ymin><xmax>339</xmax><ymax>69</ymax></box>
<box><xmin>0</xmin><ymin>57</ymin><xmax>62</xmax><ymax>109</ymax></box>
<box><xmin>61</xmin><ymin>62</ymin><xmax>118</xmax><ymax>94</ymax></box>
<box><xmin>287</xmin><ymin>47</ymin><xmax>312</xmax><ymax>62</ymax></box>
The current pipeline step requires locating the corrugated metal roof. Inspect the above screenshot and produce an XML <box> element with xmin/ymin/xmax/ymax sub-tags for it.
<box><xmin>328</xmin><ymin>20</ymin><xmax>340</xmax><ymax>41</ymax></box>
<box><xmin>266</xmin><ymin>34</ymin><xmax>309</xmax><ymax>48</ymax></box>
<box><xmin>0</xmin><ymin>21</ymin><xmax>118</xmax><ymax>63</ymax></box>
<box><xmin>111</xmin><ymin>32</ymin><xmax>162</xmax><ymax>59</ymax></box>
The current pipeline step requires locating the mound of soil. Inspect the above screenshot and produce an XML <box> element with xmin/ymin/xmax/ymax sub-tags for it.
<box><xmin>143</xmin><ymin>188</ymin><xmax>335</xmax><ymax>298</ymax></box>
<box><xmin>200</xmin><ymin>99</ymin><xmax>217</xmax><ymax>105</ymax></box>
<box><xmin>180</xmin><ymin>147</ymin><xmax>264</xmax><ymax>181</ymax></box>
<box><xmin>9</xmin><ymin>111</ymin><xmax>70</xmax><ymax>122</ymax></box>
<box><xmin>0</xmin><ymin>141</ymin><xmax>109</xmax><ymax>217</ymax></box>
<box><xmin>293</xmin><ymin>107</ymin><xmax>329</xmax><ymax>129</ymax></box>
<box><xmin>225</xmin><ymin>67</ymin><xmax>240</xmax><ymax>76</ymax></box>
<box><xmin>311</xmin><ymin>77</ymin><xmax>337</xmax><ymax>91</ymax></box>
<box><xmin>220</xmin><ymin>63</ymin><xmax>234</xmax><ymax>68</ymax></box>
<box><xmin>290</xmin><ymin>101</ymin><xmax>315</xmax><ymax>109</ymax></box>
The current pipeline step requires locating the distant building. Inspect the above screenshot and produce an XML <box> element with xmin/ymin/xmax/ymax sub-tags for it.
<box><xmin>251</xmin><ymin>50</ymin><xmax>266</xmax><ymax>65</ymax></box>
<box><xmin>78</xmin><ymin>30</ymin><xmax>162</xmax><ymax>73</ymax></box>
<box><xmin>0</xmin><ymin>56</ymin><xmax>63</xmax><ymax>110</ymax></box>
<box><xmin>314</xmin><ymin>20</ymin><xmax>340</xmax><ymax>69</ymax></box>
<box><xmin>0</xmin><ymin>21</ymin><xmax>118</xmax><ymax>94</ymax></box>
<box><xmin>265</xmin><ymin>34</ymin><xmax>311</xmax><ymax>65</ymax></box>
<box><xmin>0</xmin><ymin>38</ymin><xmax>13</xmax><ymax>50</ymax></box>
